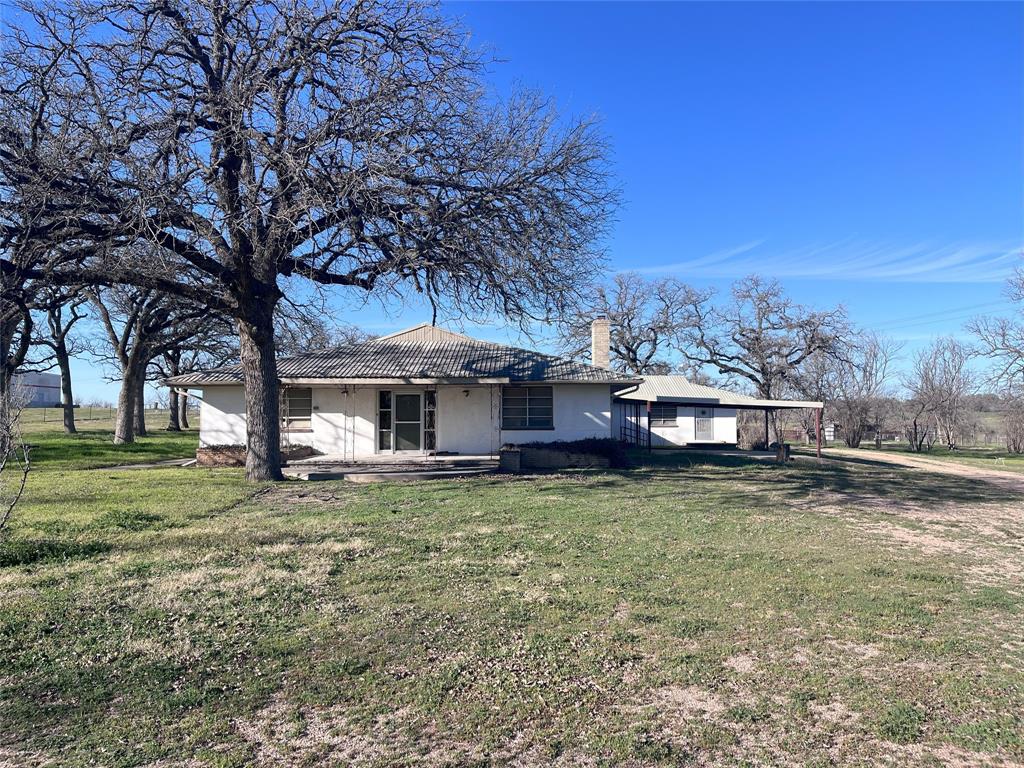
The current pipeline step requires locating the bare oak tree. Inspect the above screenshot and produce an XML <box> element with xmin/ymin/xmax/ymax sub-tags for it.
<box><xmin>560</xmin><ymin>272</ymin><xmax>694</xmax><ymax>374</ymax></box>
<box><xmin>924</xmin><ymin>338</ymin><xmax>974</xmax><ymax>449</ymax></box>
<box><xmin>902</xmin><ymin>337</ymin><xmax>974</xmax><ymax>451</ymax></box>
<box><xmin>152</xmin><ymin>316</ymin><xmax>237</xmax><ymax>431</ymax></box>
<box><xmin>0</xmin><ymin>275</ymin><xmax>32</xmax><ymax>421</ymax></box>
<box><xmin>274</xmin><ymin>303</ymin><xmax>377</xmax><ymax>356</ymax></box>
<box><xmin>0</xmin><ymin>381</ymin><xmax>30</xmax><ymax>534</ymax></box>
<box><xmin>0</xmin><ymin>7</ymin><xmax>104</xmax><ymax>439</ymax></box>
<box><xmin>969</xmin><ymin>266</ymin><xmax>1024</xmax><ymax>395</ymax></box>
<box><xmin>89</xmin><ymin>286</ymin><xmax>211</xmax><ymax>444</ymax></box>
<box><xmin>33</xmin><ymin>289</ymin><xmax>88</xmax><ymax>433</ymax></box>
<box><xmin>826</xmin><ymin>333</ymin><xmax>902</xmax><ymax>448</ymax></box>
<box><xmin>675</xmin><ymin>275</ymin><xmax>849</xmax><ymax>442</ymax></box>
<box><xmin>790</xmin><ymin>351</ymin><xmax>833</xmax><ymax>443</ymax></box>
<box><xmin>4</xmin><ymin>0</ymin><xmax>617</xmax><ymax>480</ymax></box>
<box><xmin>1004</xmin><ymin>400</ymin><xmax>1024</xmax><ymax>454</ymax></box>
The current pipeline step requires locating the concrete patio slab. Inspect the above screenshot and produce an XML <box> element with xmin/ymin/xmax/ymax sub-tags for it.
<box><xmin>282</xmin><ymin>456</ymin><xmax>499</xmax><ymax>482</ymax></box>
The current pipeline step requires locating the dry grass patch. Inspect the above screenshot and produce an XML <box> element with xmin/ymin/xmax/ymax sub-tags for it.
<box><xmin>2</xmin><ymin>436</ymin><xmax>1023</xmax><ymax>766</ymax></box>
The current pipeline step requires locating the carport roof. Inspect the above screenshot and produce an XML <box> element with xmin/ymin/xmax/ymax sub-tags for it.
<box><xmin>613</xmin><ymin>375</ymin><xmax>822</xmax><ymax>409</ymax></box>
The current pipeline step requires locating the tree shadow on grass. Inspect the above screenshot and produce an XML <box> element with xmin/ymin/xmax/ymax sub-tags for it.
<box><xmin>27</xmin><ymin>429</ymin><xmax>198</xmax><ymax>470</ymax></box>
<box><xmin>632</xmin><ymin>452</ymin><xmax>1024</xmax><ymax>508</ymax></box>
<box><xmin>474</xmin><ymin>451</ymin><xmax>1024</xmax><ymax>510</ymax></box>
<box><xmin>0</xmin><ymin>537</ymin><xmax>112</xmax><ymax>568</ymax></box>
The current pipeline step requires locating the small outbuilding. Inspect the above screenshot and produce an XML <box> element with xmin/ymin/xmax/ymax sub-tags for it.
<box><xmin>612</xmin><ymin>375</ymin><xmax>823</xmax><ymax>450</ymax></box>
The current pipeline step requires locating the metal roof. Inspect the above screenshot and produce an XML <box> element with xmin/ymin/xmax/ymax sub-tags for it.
<box><xmin>613</xmin><ymin>375</ymin><xmax>822</xmax><ymax>409</ymax></box>
<box><xmin>165</xmin><ymin>323</ymin><xmax>639</xmax><ymax>387</ymax></box>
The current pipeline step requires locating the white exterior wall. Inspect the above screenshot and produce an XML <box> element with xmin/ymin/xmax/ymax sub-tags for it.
<box><xmin>305</xmin><ymin>386</ymin><xmax>377</xmax><ymax>459</ymax></box>
<box><xmin>498</xmin><ymin>384</ymin><xmax>613</xmax><ymax>446</ymax></box>
<box><xmin>437</xmin><ymin>386</ymin><xmax>500</xmax><ymax>455</ymax></box>
<box><xmin>198</xmin><ymin>386</ymin><xmax>247</xmax><ymax>446</ymax></box>
<box><xmin>713</xmin><ymin>408</ymin><xmax>738</xmax><ymax>444</ymax></box>
<box><xmin>612</xmin><ymin>401</ymin><xmax>738</xmax><ymax>447</ymax></box>
<box><xmin>651</xmin><ymin>405</ymin><xmax>696</xmax><ymax>447</ymax></box>
<box><xmin>197</xmin><ymin>382</ymin><xmax>614</xmax><ymax>458</ymax></box>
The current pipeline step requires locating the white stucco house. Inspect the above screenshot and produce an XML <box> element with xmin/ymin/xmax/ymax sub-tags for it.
<box><xmin>166</xmin><ymin>323</ymin><xmax>639</xmax><ymax>462</ymax></box>
<box><xmin>166</xmin><ymin>321</ymin><xmax>824</xmax><ymax>464</ymax></box>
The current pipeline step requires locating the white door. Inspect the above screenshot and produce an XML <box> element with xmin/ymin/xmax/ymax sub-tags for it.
<box><xmin>695</xmin><ymin>407</ymin><xmax>714</xmax><ymax>441</ymax></box>
<box><xmin>393</xmin><ymin>393</ymin><xmax>423</xmax><ymax>452</ymax></box>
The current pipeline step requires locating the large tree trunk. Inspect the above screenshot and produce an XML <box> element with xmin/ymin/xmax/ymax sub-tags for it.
<box><xmin>0</xmin><ymin>311</ymin><xmax>30</xmax><ymax>456</ymax></box>
<box><xmin>113</xmin><ymin>367</ymin><xmax>137</xmax><ymax>445</ymax></box>
<box><xmin>0</xmin><ymin>334</ymin><xmax>11</xmax><ymax>458</ymax></box>
<box><xmin>55</xmin><ymin>341</ymin><xmax>77</xmax><ymax>434</ymax></box>
<box><xmin>179</xmin><ymin>394</ymin><xmax>190</xmax><ymax>429</ymax></box>
<box><xmin>0</xmin><ymin>368</ymin><xmax>11</xmax><ymax>459</ymax></box>
<box><xmin>134</xmin><ymin>375</ymin><xmax>147</xmax><ymax>437</ymax></box>
<box><xmin>238</xmin><ymin>301</ymin><xmax>283</xmax><ymax>482</ymax></box>
<box><xmin>167</xmin><ymin>388</ymin><xmax>181</xmax><ymax>431</ymax></box>
<box><xmin>165</xmin><ymin>353</ymin><xmax>181</xmax><ymax>431</ymax></box>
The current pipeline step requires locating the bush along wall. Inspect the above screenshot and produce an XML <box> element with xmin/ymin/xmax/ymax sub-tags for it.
<box><xmin>501</xmin><ymin>438</ymin><xmax>628</xmax><ymax>470</ymax></box>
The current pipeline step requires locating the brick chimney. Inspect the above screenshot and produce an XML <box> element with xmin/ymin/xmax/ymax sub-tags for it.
<box><xmin>591</xmin><ymin>316</ymin><xmax>610</xmax><ymax>369</ymax></box>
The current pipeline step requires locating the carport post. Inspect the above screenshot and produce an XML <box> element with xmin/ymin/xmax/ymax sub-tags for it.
<box><xmin>815</xmin><ymin>407</ymin><xmax>822</xmax><ymax>459</ymax></box>
<box><xmin>646</xmin><ymin>400</ymin><xmax>652</xmax><ymax>453</ymax></box>
<box><xmin>764</xmin><ymin>409</ymin><xmax>770</xmax><ymax>448</ymax></box>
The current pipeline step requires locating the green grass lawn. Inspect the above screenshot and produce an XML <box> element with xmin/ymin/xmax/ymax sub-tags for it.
<box><xmin>2</xmin><ymin>424</ymin><xmax>1022</xmax><ymax>766</ymax></box>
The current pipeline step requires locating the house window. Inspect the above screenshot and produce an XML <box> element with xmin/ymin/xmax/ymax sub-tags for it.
<box><xmin>378</xmin><ymin>390</ymin><xmax>392</xmax><ymax>450</ymax></box>
<box><xmin>502</xmin><ymin>385</ymin><xmax>553</xmax><ymax>429</ymax></box>
<box><xmin>283</xmin><ymin>387</ymin><xmax>313</xmax><ymax>431</ymax></box>
<box><xmin>424</xmin><ymin>390</ymin><xmax>437</xmax><ymax>451</ymax></box>
<box><xmin>649</xmin><ymin>403</ymin><xmax>677</xmax><ymax>427</ymax></box>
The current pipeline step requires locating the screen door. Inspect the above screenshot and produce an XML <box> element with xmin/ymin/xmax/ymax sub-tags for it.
<box><xmin>393</xmin><ymin>393</ymin><xmax>422</xmax><ymax>451</ymax></box>
<box><xmin>695</xmin><ymin>407</ymin><xmax>714</xmax><ymax>441</ymax></box>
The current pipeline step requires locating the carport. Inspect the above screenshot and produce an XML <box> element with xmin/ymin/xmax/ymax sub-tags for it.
<box><xmin>613</xmin><ymin>376</ymin><xmax>825</xmax><ymax>457</ymax></box>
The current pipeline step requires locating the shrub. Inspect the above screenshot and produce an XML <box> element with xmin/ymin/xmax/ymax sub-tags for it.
<box><xmin>1005</xmin><ymin>407</ymin><xmax>1024</xmax><ymax>453</ymax></box>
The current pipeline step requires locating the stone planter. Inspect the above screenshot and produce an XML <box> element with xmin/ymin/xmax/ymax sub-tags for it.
<box><xmin>498</xmin><ymin>447</ymin><xmax>522</xmax><ymax>472</ymax></box>
<box><xmin>501</xmin><ymin>445</ymin><xmax>611</xmax><ymax>471</ymax></box>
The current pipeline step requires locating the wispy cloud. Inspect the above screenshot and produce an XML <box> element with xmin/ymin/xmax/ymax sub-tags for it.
<box><xmin>632</xmin><ymin>240</ymin><xmax>1023</xmax><ymax>283</ymax></box>
<box><xmin>631</xmin><ymin>239</ymin><xmax>767</xmax><ymax>274</ymax></box>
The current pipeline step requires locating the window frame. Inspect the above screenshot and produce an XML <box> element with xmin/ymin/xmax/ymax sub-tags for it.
<box><xmin>282</xmin><ymin>387</ymin><xmax>313</xmax><ymax>432</ymax></box>
<box><xmin>649</xmin><ymin>402</ymin><xmax>678</xmax><ymax>427</ymax></box>
<box><xmin>501</xmin><ymin>385</ymin><xmax>555</xmax><ymax>430</ymax></box>
<box><xmin>423</xmin><ymin>389</ymin><xmax>437</xmax><ymax>452</ymax></box>
<box><xmin>377</xmin><ymin>390</ymin><xmax>393</xmax><ymax>451</ymax></box>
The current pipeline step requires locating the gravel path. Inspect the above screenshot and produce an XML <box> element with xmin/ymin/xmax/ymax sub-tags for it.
<box><xmin>822</xmin><ymin>447</ymin><xmax>1024</xmax><ymax>494</ymax></box>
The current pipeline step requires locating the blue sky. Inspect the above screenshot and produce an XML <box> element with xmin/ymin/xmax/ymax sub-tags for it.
<box><xmin>68</xmin><ymin>1</ymin><xmax>1023</xmax><ymax>403</ymax></box>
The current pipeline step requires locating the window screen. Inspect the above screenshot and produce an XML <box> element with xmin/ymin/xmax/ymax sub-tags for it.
<box><xmin>502</xmin><ymin>386</ymin><xmax>553</xmax><ymax>429</ymax></box>
<box><xmin>282</xmin><ymin>388</ymin><xmax>313</xmax><ymax>430</ymax></box>
<box><xmin>649</xmin><ymin>403</ymin><xmax>677</xmax><ymax>427</ymax></box>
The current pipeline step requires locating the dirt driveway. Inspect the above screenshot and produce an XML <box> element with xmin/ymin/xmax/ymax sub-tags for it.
<box><xmin>809</xmin><ymin>447</ymin><xmax>1024</xmax><ymax>589</ymax></box>
<box><xmin>821</xmin><ymin>447</ymin><xmax>1024</xmax><ymax>494</ymax></box>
